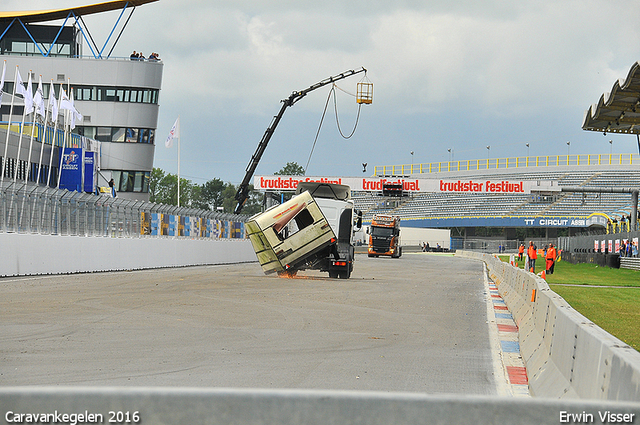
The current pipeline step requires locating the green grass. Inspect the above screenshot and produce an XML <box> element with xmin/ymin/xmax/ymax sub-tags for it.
<box><xmin>498</xmin><ymin>255</ymin><xmax>640</xmax><ymax>351</ymax></box>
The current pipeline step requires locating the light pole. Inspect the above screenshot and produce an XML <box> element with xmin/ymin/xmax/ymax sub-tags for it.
<box><xmin>525</xmin><ymin>143</ymin><xmax>530</xmax><ymax>157</ymax></box>
<box><xmin>447</xmin><ymin>148</ymin><xmax>452</xmax><ymax>162</ymax></box>
<box><xmin>609</xmin><ymin>140</ymin><xmax>613</xmax><ymax>155</ymax></box>
<box><xmin>486</xmin><ymin>145</ymin><xmax>490</xmax><ymax>159</ymax></box>
<box><xmin>566</xmin><ymin>141</ymin><xmax>570</xmax><ymax>156</ymax></box>
<box><xmin>410</xmin><ymin>151</ymin><xmax>414</xmax><ymax>174</ymax></box>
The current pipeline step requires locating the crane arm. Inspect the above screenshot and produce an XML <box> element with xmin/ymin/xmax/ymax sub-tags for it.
<box><xmin>234</xmin><ymin>67</ymin><xmax>367</xmax><ymax>214</ymax></box>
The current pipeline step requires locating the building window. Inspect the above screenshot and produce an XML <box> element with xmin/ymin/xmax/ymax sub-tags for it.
<box><xmin>111</xmin><ymin>170</ymin><xmax>151</xmax><ymax>193</ymax></box>
<box><xmin>72</xmin><ymin>85</ymin><xmax>159</xmax><ymax>105</ymax></box>
<box><xmin>75</xmin><ymin>126</ymin><xmax>156</xmax><ymax>144</ymax></box>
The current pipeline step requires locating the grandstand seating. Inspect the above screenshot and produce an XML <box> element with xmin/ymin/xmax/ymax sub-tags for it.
<box><xmin>352</xmin><ymin>164</ymin><xmax>640</xmax><ymax>226</ymax></box>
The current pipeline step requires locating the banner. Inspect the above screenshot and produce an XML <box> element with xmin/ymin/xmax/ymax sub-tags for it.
<box><xmin>59</xmin><ymin>147</ymin><xmax>83</xmax><ymax>192</ymax></box>
<box><xmin>254</xmin><ymin>175</ymin><xmax>559</xmax><ymax>194</ymax></box>
<box><xmin>84</xmin><ymin>151</ymin><xmax>95</xmax><ymax>193</ymax></box>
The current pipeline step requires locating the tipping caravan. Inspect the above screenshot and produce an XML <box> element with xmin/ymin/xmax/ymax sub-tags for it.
<box><xmin>246</xmin><ymin>182</ymin><xmax>360</xmax><ymax>279</ymax></box>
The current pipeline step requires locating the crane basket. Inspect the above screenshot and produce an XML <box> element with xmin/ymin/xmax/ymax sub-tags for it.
<box><xmin>356</xmin><ymin>75</ymin><xmax>373</xmax><ymax>104</ymax></box>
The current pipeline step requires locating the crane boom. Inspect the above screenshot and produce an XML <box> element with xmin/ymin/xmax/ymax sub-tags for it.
<box><xmin>234</xmin><ymin>67</ymin><xmax>367</xmax><ymax>214</ymax></box>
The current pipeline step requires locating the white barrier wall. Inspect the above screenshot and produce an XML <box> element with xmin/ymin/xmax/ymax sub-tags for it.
<box><xmin>1</xmin><ymin>387</ymin><xmax>639</xmax><ymax>425</ymax></box>
<box><xmin>0</xmin><ymin>233</ymin><xmax>255</xmax><ymax>277</ymax></box>
<box><xmin>457</xmin><ymin>251</ymin><xmax>640</xmax><ymax>402</ymax></box>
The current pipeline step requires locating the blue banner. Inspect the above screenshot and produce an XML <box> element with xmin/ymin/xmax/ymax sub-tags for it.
<box><xmin>59</xmin><ymin>147</ymin><xmax>83</xmax><ymax>192</ymax></box>
<box><xmin>84</xmin><ymin>151</ymin><xmax>95</xmax><ymax>193</ymax></box>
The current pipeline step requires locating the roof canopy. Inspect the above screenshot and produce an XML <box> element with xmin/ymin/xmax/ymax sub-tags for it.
<box><xmin>0</xmin><ymin>0</ymin><xmax>158</xmax><ymax>24</ymax></box>
<box><xmin>583</xmin><ymin>61</ymin><xmax>640</xmax><ymax>135</ymax></box>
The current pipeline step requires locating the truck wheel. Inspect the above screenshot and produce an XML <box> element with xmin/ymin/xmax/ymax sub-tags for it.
<box><xmin>328</xmin><ymin>271</ymin><xmax>339</xmax><ymax>279</ymax></box>
<box><xmin>338</xmin><ymin>270</ymin><xmax>350</xmax><ymax>279</ymax></box>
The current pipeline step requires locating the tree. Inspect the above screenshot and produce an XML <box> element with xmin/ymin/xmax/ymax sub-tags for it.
<box><xmin>148</xmin><ymin>167</ymin><xmax>196</xmax><ymax>207</ymax></box>
<box><xmin>274</xmin><ymin>162</ymin><xmax>305</xmax><ymax>176</ymax></box>
<box><xmin>193</xmin><ymin>178</ymin><xmax>226</xmax><ymax>211</ymax></box>
<box><xmin>150</xmin><ymin>167</ymin><xmax>262</xmax><ymax>215</ymax></box>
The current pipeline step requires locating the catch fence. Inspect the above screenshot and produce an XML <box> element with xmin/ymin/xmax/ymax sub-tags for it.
<box><xmin>0</xmin><ymin>181</ymin><xmax>248</xmax><ymax>239</ymax></box>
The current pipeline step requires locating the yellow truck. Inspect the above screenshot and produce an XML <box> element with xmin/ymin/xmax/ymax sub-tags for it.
<box><xmin>246</xmin><ymin>182</ymin><xmax>360</xmax><ymax>278</ymax></box>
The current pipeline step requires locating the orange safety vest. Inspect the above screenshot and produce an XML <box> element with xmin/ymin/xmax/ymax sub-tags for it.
<box><xmin>519</xmin><ymin>245</ymin><xmax>524</xmax><ymax>254</ymax></box>
<box><xmin>546</xmin><ymin>247</ymin><xmax>556</xmax><ymax>260</ymax></box>
<box><xmin>528</xmin><ymin>246</ymin><xmax>537</xmax><ymax>259</ymax></box>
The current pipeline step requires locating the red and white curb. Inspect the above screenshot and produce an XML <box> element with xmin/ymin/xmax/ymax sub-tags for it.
<box><xmin>483</xmin><ymin>264</ymin><xmax>530</xmax><ymax>397</ymax></box>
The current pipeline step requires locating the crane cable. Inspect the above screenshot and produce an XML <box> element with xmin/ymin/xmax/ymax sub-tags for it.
<box><xmin>305</xmin><ymin>84</ymin><xmax>363</xmax><ymax>172</ymax></box>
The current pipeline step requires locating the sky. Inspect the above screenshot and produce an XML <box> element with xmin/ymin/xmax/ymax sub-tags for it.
<box><xmin>8</xmin><ymin>0</ymin><xmax>640</xmax><ymax>185</ymax></box>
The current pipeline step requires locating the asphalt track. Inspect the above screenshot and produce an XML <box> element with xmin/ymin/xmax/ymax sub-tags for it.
<box><xmin>0</xmin><ymin>253</ymin><xmax>497</xmax><ymax>395</ymax></box>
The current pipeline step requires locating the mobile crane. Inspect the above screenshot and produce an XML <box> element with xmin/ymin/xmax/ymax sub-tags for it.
<box><xmin>234</xmin><ymin>67</ymin><xmax>368</xmax><ymax>214</ymax></box>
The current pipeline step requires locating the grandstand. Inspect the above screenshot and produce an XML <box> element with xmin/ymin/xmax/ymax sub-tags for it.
<box><xmin>352</xmin><ymin>154</ymin><xmax>640</xmax><ymax>238</ymax></box>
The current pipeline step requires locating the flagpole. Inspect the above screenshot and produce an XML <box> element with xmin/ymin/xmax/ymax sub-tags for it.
<box><xmin>177</xmin><ymin>115</ymin><xmax>181</xmax><ymax>208</ymax></box>
<box><xmin>26</xmin><ymin>74</ymin><xmax>38</xmax><ymax>184</ymax></box>
<box><xmin>57</xmin><ymin>84</ymin><xmax>69</xmax><ymax>189</ymax></box>
<box><xmin>46</xmin><ymin>82</ymin><xmax>61</xmax><ymax>187</ymax></box>
<box><xmin>35</xmin><ymin>76</ymin><xmax>49</xmax><ymax>186</ymax></box>
<box><xmin>14</xmin><ymin>70</ymin><xmax>29</xmax><ymax>184</ymax></box>
<box><xmin>1</xmin><ymin>65</ymin><xmax>18</xmax><ymax>186</ymax></box>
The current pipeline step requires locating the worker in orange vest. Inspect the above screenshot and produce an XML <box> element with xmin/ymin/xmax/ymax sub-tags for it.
<box><xmin>527</xmin><ymin>241</ymin><xmax>537</xmax><ymax>271</ymax></box>
<box><xmin>518</xmin><ymin>243</ymin><xmax>525</xmax><ymax>261</ymax></box>
<box><xmin>546</xmin><ymin>243</ymin><xmax>557</xmax><ymax>274</ymax></box>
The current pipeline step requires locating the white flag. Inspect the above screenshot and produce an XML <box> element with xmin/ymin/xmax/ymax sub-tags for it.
<box><xmin>33</xmin><ymin>76</ymin><xmax>45</xmax><ymax>117</ymax></box>
<box><xmin>49</xmin><ymin>80</ymin><xmax>58</xmax><ymax>120</ymax></box>
<box><xmin>24</xmin><ymin>73</ymin><xmax>34</xmax><ymax>115</ymax></box>
<box><xmin>165</xmin><ymin>117</ymin><xmax>179</xmax><ymax>148</ymax></box>
<box><xmin>59</xmin><ymin>86</ymin><xmax>73</xmax><ymax>111</ymax></box>
<box><xmin>15</xmin><ymin>68</ymin><xmax>28</xmax><ymax>98</ymax></box>
<box><xmin>70</xmin><ymin>89</ymin><xmax>83</xmax><ymax>130</ymax></box>
<box><xmin>0</xmin><ymin>61</ymin><xmax>6</xmax><ymax>106</ymax></box>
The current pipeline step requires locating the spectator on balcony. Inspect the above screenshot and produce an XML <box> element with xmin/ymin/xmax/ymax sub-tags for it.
<box><xmin>130</xmin><ymin>50</ymin><xmax>139</xmax><ymax>60</ymax></box>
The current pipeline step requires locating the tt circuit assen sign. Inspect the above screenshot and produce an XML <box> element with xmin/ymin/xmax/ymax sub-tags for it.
<box><xmin>254</xmin><ymin>176</ymin><xmax>558</xmax><ymax>194</ymax></box>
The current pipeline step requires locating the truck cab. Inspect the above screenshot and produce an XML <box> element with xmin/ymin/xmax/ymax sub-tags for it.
<box><xmin>368</xmin><ymin>214</ymin><xmax>402</xmax><ymax>258</ymax></box>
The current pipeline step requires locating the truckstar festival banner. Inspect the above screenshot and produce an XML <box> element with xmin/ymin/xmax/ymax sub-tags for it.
<box><xmin>254</xmin><ymin>176</ymin><xmax>558</xmax><ymax>194</ymax></box>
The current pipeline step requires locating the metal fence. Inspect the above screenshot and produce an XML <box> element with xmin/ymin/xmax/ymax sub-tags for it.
<box><xmin>0</xmin><ymin>181</ymin><xmax>247</xmax><ymax>238</ymax></box>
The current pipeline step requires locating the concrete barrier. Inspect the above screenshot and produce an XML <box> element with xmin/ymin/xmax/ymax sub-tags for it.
<box><xmin>0</xmin><ymin>387</ymin><xmax>639</xmax><ymax>425</ymax></box>
<box><xmin>0</xmin><ymin>233</ymin><xmax>256</xmax><ymax>277</ymax></box>
<box><xmin>457</xmin><ymin>251</ymin><xmax>640</xmax><ymax>401</ymax></box>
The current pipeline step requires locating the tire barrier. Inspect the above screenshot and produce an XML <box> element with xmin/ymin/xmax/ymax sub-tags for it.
<box><xmin>457</xmin><ymin>251</ymin><xmax>640</xmax><ymax>402</ymax></box>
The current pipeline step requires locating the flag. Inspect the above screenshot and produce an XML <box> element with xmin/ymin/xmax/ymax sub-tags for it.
<box><xmin>24</xmin><ymin>73</ymin><xmax>34</xmax><ymax>115</ymax></box>
<box><xmin>49</xmin><ymin>80</ymin><xmax>58</xmax><ymax>120</ymax></box>
<box><xmin>59</xmin><ymin>86</ymin><xmax>73</xmax><ymax>111</ymax></box>
<box><xmin>15</xmin><ymin>68</ymin><xmax>28</xmax><ymax>98</ymax></box>
<box><xmin>33</xmin><ymin>76</ymin><xmax>45</xmax><ymax>117</ymax></box>
<box><xmin>0</xmin><ymin>61</ymin><xmax>6</xmax><ymax>105</ymax></box>
<box><xmin>165</xmin><ymin>117</ymin><xmax>179</xmax><ymax>148</ymax></box>
<box><xmin>69</xmin><ymin>89</ymin><xmax>83</xmax><ymax>130</ymax></box>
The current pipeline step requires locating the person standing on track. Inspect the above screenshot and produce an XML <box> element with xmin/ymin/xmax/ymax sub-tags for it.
<box><xmin>527</xmin><ymin>241</ymin><xmax>537</xmax><ymax>272</ymax></box>
<box><xmin>518</xmin><ymin>243</ymin><xmax>525</xmax><ymax>261</ymax></box>
<box><xmin>546</xmin><ymin>243</ymin><xmax>557</xmax><ymax>274</ymax></box>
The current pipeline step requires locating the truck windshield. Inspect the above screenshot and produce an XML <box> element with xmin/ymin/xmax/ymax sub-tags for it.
<box><xmin>371</xmin><ymin>227</ymin><xmax>393</xmax><ymax>237</ymax></box>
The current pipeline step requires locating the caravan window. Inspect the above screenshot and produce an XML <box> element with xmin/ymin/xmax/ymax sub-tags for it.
<box><xmin>275</xmin><ymin>208</ymin><xmax>314</xmax><ymax>241</ymax></box>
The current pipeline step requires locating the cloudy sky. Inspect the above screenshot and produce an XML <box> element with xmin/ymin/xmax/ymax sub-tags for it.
<box><xmin>9</xmin><ymin>0</ymin><xmax>640</xmax><ymax>184</ymax></box>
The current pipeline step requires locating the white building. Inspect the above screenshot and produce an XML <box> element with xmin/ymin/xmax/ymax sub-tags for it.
<box><xmin>0</xmin><ymin>0</ymin><xmax>162</xmax><ymax>200</ymax></box>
